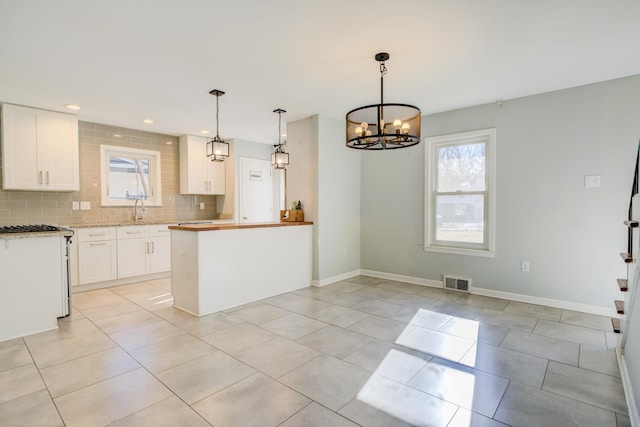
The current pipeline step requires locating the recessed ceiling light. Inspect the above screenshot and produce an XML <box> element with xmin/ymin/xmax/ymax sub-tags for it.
<box><xmin>142</xmin><ymin>119</ymin><xmax>154</xmax><ymax>124</ymax></box>
<box><xmin>65</xmin><ymin>104</ymin><xmax>81</xmax><ymax>110</ymax></box>
<box><xmin>200</xmin><ymin>130</ymin><xmax>210</xmax><ymax>135</ymax></box>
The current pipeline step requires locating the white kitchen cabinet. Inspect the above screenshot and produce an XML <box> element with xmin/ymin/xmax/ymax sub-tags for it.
<box><xmin>117</xmin><ymin>224</ymin><xmax>171</xmax><ymax>278</ymax></box>
<box><xmin>179</xmin><ymin>134</ymin><xmax>226</xmax><ymax>195</ymax></box>
<box><xmin>77</xmin><ymin>228</ymin><xmax>117</xmax><ymax>285</ymax></box>
<box><xmin>1</xmin><ymin>104</ymin><xmax>79</xmax><ymax>191</ymax></box>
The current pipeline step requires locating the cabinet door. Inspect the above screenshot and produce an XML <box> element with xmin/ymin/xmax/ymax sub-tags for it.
<box><xmin>117</xmin><ymin>238</ymin><xmax>150</xmax><ymax>278</ymax></box>
<box><xmin>179</xmin><ymin>135</ymin><xmax>208</xmax><ymax>194</ymax></box>
<box><xmin>150</xmin><ymin>236</ymin><xmax>171</xmax><ymax>273</ymax></box>
<box><xmin>207</xmin><ymin>160</ymin><xmax>226</xmax><ymax>195</ymax></box>
<box><xmin>79</xmin><ymin>241</ymin><xmax>117</xmax><ymax>284</ymax></box>
<box><xmin>1</xmin><ymin>104</ymin><xmax>39</xmax><ymax>190</ymax></box>
<box><xmin>37</xmin><ymin>112</ymin><xmax>80</xmax><ymax>191</ymax></box>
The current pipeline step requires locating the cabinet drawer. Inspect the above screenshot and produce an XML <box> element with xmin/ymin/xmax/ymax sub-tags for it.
<box><xmin>78</xmin><ymin>227</ymin><xmax>116</xmax><ymax>242</ymax></box>
<box><xmin>149</xmin><ymin>224</ymin><xmax>174</xmax><ymax>237</ymax></box>
<box><xmin>117</xmin><ymin>225</ymin><xmax>150</xmax><ymax>239</ymax></box>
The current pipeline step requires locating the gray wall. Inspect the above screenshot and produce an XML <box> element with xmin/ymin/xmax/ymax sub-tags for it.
<box><xmin>361</xmin><ymin>75</ymin><xmax>640</xmax><ymax>309</ymax></box>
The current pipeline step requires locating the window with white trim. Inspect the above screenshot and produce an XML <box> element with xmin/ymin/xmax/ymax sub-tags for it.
<box><xmin>424</xmin><ymin>128</ymin><xmax>496</xmax><ymax>257</ymax></box>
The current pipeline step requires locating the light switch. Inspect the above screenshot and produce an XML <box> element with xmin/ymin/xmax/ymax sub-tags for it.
<box><xmin>585</xmin><ymin>175</ymin><xmax>601</xmax><ymax>188</ymax></box>
<box><xmin>80</xmin><ymin>201</ymin><xmax>91</xmax><ymax>210</ymax></box>
<box><xmin>72</xmin><ymin>201</ymin><xmax>79</xmax><ymax>211</ymax></box>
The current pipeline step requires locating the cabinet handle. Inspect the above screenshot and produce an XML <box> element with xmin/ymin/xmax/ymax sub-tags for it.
<box><xmin>126</xmin><ymin>231</ymin><xmax>142</xmax><ymax>234</ymax></box>
<box><xmin>151</xmin><ymin>241</ymin><xmax>155</xmax><ymax>254</ymax></box>
<box><xmin>39</xmin><ymin>171</ymin><xmax>43</xmax><ymax>184</ymax></box>
<box><xmin>145</xmin><ymin>242</ymin><xmax>150</xmax><ymax>254</ymax></box>
<box><xmin>90</xmin><ymin>242</ymin><xmax>107</xmax><ymax>246</ymax></box>
<box><xmin>89</xmin><ymin>232</ymin><xmax>107</xmax><ymax>236</ymax></box>
<box><xmin>46</xmin><ymin>171</ymin><xmax>50</xmax><ymax>185</ymax></box>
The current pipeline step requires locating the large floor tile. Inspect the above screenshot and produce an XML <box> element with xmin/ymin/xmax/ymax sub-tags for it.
<box><xmin>108</xmin><ymin>319</ymin><xmax>186</xmax><ymax>351</ymax></box>
<box><xmin>79</xmin><ymin>299</ymin><xmax>142</xmax><ymax>322</ymax></box>
<box><xmin>561</xmin><ymin>310</ymin><xmax>612</xmax><ymax>331</ymax></box>
<box><xmin>152</xmin><ymin>306</ymin><xmax>196</xmax><ymax>323</ymax></box>
<box><xmin>23</xmin><ymin>317</ymin><xmax>100</xmax><ymax>348</ymax></box>
<box><xmin>307</xmin><ymin>304</ymin><xmax>370</xmax><ymax>328</ymax></box>
<box><xmin>504</xmin><ymin>300</ymin><xmax>562</xmax><ymax>321</ymax></box>
<box><xmin>107</xmin><ymin>395</ymin><xmax>210</xmax><ymax>427</ymax></box>
<box><xmin>356</xmin><ymin>374</ymin><xmax>458</xmax><ymax>427</ymax></box>
<box><xmin>617</xmin><ymin>413</ymin><xmax>632</xmax><ymax>427</ymax></box>
<box><xmin>26</xmin><ymin>329</ymin><xmax>117</xmax><ymax>369</ymax></box>
<box><xmin>457</xmin><ymin>294</ymin><xmax>510</xmax><ymax>311</ymax></box>
<box><xmin>40</xmin><ymin>347</ymin><xmax>140</xmax><ymax>398</ymax></box>
<box><xmin>260</xmin><ymin>292</ymin><xmax>309</xmax><ymax>306</ymax></box>
<box><xmin>338</xmin><ymin>397</ymin><xmax>414</xmax><ymax>427</ymax></box>
<box><xmin>459</xmin><ymin>342</ymin><xmax>548</xmax><ymax>388</ymax></box>
<box><xmin>396</xmin><ymin>324</ymin><xmax>475</xmax><ymax>362</ymax></box>
<box><xmin>54</xmin><ymin>368</ymin><xmax>172</xmax><ymax>427</ymax></box>
<box><xmin>345</xmin><ymin>340</ymin><xmax>432</xmax><ymax>372</ymax></box>
<box><xmin>385</xmin><ymin>293</ymin><xmax>438</xmax><ymax>309</ymax></box>
<box><xmin>280</xmin><ymin>402</ymin><xmax>359</xmax><ymax>427</ymax></box>
<box><xmin>297</xmin><ymin>325</ymin><xmax>372</xmax><ymax>359</ymax></box>
<box><xmin>371</xmin><ymin>348</ymin><xmax>429</xmax><ymax>384</ymax></box>
<box><xmin>129</xmin><ymin>334</ymin><xmax>215</xmax><ymax>373</ymax></box>
<box><xmin>230</xmin><ymin>302</ymin><xmax>291</xmax><ymax>325</ymax></box>
<box><xmin>72</xmin><ymin>289</ymin><xmax>128</xmax><ymax>310</ymax></box>
<box><xmin>347</xmin><ymin>315</ymin><xmax>408</xmax><ymax>343</ymax></box>
<box><xmin>350</xmin><ymin>298</ymin><xmax>407</xmax><ymax>317</ymax></box>
<box><xmin>200</xmin><ymin>322</ymin><xmax>276</xmax><ymax>355</ymax></box>
<box><xmin>437</xmin><ymin>316</ymin><xmax>508</xmax><ymax>346</ymax></box>
<box><xmin>193</xmin><ymin>372</ymin><xmax>310</xmax><ymax>427</ymax></box>
<box><xmin>175</xmin><ymin>311</ymin><xmax>245</xmax><ymax>337</ymax></box>
<box><xmin>278</xmin><ymin>296</ymin><xmax>334</xmax><ymax>315</ymax></box>
<box><xmin>323</xmin><ymin>280</ymin><xmax>367</xmax><ymax>294</ymax></box>
<box><xmin>279</xmin><ymin>354</ymin><xmax>371</xmax><ymax>411</ymax></box>
<box><xmin>543</xmin><ymin>361</ymin><xmax>627</xmax><ymax>414</ymax></box>
<box><xmin>0</xmin><ymin>338</ymin><xmax>32</xmax><ymax>372</ymax></box>
<box><xmin>234</xmin><ymin>336</ymin><xmax>320</xmax><ymax>378</ymax></box>
<box><xmin>447</xmin><ymin>408</ymin><xmax>509</xmax><ymax>427</ymax></box>
<box><xmin>399</xmin><ymin>308</ymin><xmax>453</xmax><ymax>330</ymax></box>
<box><xmin>93</xmin><ymin>309</ymin><xmax>162</xmax><ymax>334</ymax></box>
<box><xmin>0</xmin><ymin>389</ymin><xmax>63</xmax><ymax>427</ymax></box>
<box><xmin>261</xmin><ymin>312</ymin><xmax>327</xmax><ymax>340</ymax></box>
<box><xmin>534</xmin><ymin>319</ymin><xmax>607</xmax><ymax>348</ymax></box>
<box><xmin>309</xmin><ymin>289</ymin><xmax>368</xmax><ymax>307</ymax></box>
<box><xmin>500</xmin><ymin>329</ymin><xmax>579</xmax><ymax>365</ymax></box>
<box><xmin>579</xmin><ymin>345</ymin><xmax>621</xmax><ymax>377</ymax></box>
<box><xmin>0</xmin><ymin>363</ymin><xmax>45</xmax><ymax>404</ymax></box>
<box><xmin>352</xmin><ymin>286</ymin><xmax>400</xmax><ymax>300</ymax></box>
<box><xmin>408</xmin><ymin>357</ymin><xmax>509</xmax><ymax>418</ymax></box>
<box><xmin>495</xmin><ymin>381</ymin><xmax>617</xmax><ymax>427</ymax></box>
<box><xmin>428</xmin><ymin>300</ymin><xmax>483</xmax><ymax>319</ymax></box>
<box><xmin>474</xmin><ymin>309</ymin><xmax>538</xmax><ymax>333</ymax></box>
<box><xmin>156</xmin><ymin>351</ymin><xmax>255</xmax><ymax>404</ymax></box>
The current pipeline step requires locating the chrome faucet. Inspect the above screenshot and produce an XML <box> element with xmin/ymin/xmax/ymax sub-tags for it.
<box><xmin>133</xmin><ymin>198</ymin><xmax>146</xmax><ymax>222</ymax></box>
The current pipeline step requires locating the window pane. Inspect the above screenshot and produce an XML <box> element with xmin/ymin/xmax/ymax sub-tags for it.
<box><xmin>435</xmin><ymin>194</ymin><xmax>484</xmax><ymax>244</ymax></box>
<box><xmin>437</xmin><ymin>142</ymin><xmax>485</xmax><ymax>192</ymax></box>
<box><xmin>108</xmin><ymin>156</ymin><xmax>150</xmax><ymax>200</ymax></box>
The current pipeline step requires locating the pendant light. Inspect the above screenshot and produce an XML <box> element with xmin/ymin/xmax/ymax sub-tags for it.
<box><xmin>271</xmin><ymin>108</ymin><xmax>289</xmax><ymax>169</ymax></box>
<box><xmin>346</xmin><ymin>52</ymin><xmax>421</xmax><ymax>150</ymax></box>
<box><xmin>206</xmin><ymin>89</ymin><xmax>230</xmax><ymax>162</ymax></box>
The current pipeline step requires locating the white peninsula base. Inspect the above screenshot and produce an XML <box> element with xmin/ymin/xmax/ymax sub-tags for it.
<box><xmin>170</xmin><ymin>222</ymin><xmax>313</xmax><ymax>316</ymax></box>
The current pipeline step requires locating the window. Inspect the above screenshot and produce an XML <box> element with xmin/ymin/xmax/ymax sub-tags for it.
<box><xmin>100</xmin><ymin>145</ymin><xmax>162</xmax><ymax>206</ymax></box>
<box><xmin>424</xmin><ymin>128</ymin><xmax>495</xmax><ymax>257</ymax></box>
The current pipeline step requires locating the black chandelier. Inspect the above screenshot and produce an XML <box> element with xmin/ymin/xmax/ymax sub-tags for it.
<box><xmin>206</xmin><ymin>89</ymin><xmax>230</xmax><ymax>162</ymax></box>
<box><xmin>271</xmin><ymin>108</ymin><xmax>289</xmax><ymax>169</ymax></box>
<box><xmin>346</xmin><ymin>52</ymin><xmax>421</xmax><ymax>150</ymax></box>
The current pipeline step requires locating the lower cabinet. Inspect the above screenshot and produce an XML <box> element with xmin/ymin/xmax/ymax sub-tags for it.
<box><xmin>74</xmin><ymin>224</ymin><xmax>173</xmax><ymax>286</ymax></box>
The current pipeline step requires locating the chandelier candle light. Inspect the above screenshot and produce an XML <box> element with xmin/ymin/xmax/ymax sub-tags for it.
<box><xmin>346</xmin><ymin>52</ymin><xmax>421</xmax><ymax>149</ymax></box>
<box><xmin>206</xmin><ymin>89</ymin><xmax>230</xmax><ymax>162</ymax></box>
<box><xmin>271</xmin><ymin>108</ymin><xmax>289</xmax><ymax>169</ymax></box>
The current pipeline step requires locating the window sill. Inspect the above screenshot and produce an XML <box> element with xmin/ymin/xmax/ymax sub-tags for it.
<box><xmin>422</xmin><ymin>245</ymin><xmax>495</xmax><ymax>258</ymax></box>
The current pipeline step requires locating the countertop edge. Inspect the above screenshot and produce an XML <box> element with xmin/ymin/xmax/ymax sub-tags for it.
<box><xmin>169</xmin><ymin>221</ymin><xmax>314</xmax><ymax>231</ymax></box>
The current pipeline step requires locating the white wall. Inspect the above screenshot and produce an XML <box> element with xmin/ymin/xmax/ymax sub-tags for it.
<box><xmin>361</xmin><ymin>75</ymin><xmax>640</xmax><ymax>309</ymax></box>
<box><xmin>287</xmin><ymin>115</ymin><xmax>361</xmax><ymax>283</ymax></box>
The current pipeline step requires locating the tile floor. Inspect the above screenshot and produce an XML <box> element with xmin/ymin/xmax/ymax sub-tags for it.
<box><xmin>0</xmin><ymin>276</ymin><xmax>630</xmax><ymax>427</ymax></box>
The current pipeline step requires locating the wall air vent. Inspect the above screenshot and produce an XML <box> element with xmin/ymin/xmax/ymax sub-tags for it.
<box><xmin>443</xmin><ymin>275</ymin><xmax>471</xmax><ymax>292</ymax></box>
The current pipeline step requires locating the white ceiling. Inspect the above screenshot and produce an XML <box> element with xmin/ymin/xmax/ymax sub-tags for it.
<box><xmin>2</xmin><ymin>1</ymin><xmax>640</xmax><ymax>144</ymax></box>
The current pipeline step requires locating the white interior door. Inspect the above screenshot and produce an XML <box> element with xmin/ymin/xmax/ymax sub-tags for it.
<box><xmin>239</xmin><ymin>157</ymin><xmax>273</xmax><ymax>223</ymax></box>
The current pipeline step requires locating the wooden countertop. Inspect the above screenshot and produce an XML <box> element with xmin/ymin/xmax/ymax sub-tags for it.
<box><xmin>169</xmin><ymin>221</ymin><xmax>313</xmax><ymax>232</ymax></box>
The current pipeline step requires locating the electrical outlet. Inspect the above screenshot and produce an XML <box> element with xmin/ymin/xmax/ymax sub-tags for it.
<box><xmin>72</xmin><ymin>201</ymin><xmax>79</xmax><ymax>211</ymax></box>
<box><xmin>521</xmin><ymin>261</ymin><xmax>530</xmax><ymax>273</ymax></box>
<box><xmin>585</xmin><ymin>175</ymin><xmax>601</xmax><ymax>188</ymax></box>
<box><xmin>80</xmin><ymin>201</ymin><xmax>91</xmax><ymax>210</ymax></box>
<box><xmin>200</xmin><ymin>202</ymin><xmax>205</xmax><ymax>210</ymax></box>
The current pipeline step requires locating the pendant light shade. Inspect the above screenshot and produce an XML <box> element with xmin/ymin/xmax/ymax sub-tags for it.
<box><xmin>271</xmin><ymin>108</ymin><xmax>289</xmax><ymax>169</ymax></box>
<box><xmin>206</xmin><ymin>89</ymin><xmax>230</xmax><ymax>162</ymax></box>
<box><xmin>346</xmin><ymin>53</ymin><xmax>421</xmax><ymax>150</ymax></box>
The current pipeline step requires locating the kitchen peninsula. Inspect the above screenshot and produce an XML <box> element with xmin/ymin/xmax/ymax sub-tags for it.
<box><xmin>169</xmin><ymin>221</ymin><xmax>313</xmax><ymax>316</ymax></box>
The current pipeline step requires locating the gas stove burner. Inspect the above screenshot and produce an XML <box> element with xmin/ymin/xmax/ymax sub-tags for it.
<box><xmin>0</xmin><ymin>224</ymin><xmax>61</xmax><ymax>234</ymax></box>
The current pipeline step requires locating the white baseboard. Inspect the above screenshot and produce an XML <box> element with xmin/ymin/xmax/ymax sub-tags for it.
<box><xmin>618</xmin><ymin>349</ymin><xmax>640</xmax><ymax>427</ymax></box>
<box><xmin>312</xmin><ymin>269</ymin><xmax>362</xmax><ymax>287</ymax></box>
<box><xmin>358</xmin><ymin>269</ymin><xmax>615</xmax><ymax>317</ymax></box>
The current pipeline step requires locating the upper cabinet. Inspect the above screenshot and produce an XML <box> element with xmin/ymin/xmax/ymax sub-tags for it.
<box><xmin>179</xmin><ymin>134</ymin><xmax>225</xmax><ymax>195</ymax></box>
<box><xmin>1</xmin><ymin>104</ymin><xmax>79</xmax><ymax>191</ymax></box>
